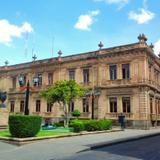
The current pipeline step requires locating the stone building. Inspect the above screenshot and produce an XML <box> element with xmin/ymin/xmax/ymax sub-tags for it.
<box><xmin>0</xmin><ymin>34</ymin><xmax>160</xmax><ymax>129</ymax></box>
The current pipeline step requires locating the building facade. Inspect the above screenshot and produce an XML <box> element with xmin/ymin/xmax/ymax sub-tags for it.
<box><xmin>0</xmin><ymin>34</ymin><xmax>160</xmax><ymax>129</ymax></box>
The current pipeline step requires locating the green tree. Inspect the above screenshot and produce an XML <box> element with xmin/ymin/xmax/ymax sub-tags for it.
<box><xmin>72</xmin><ymin>109</ymin><xmax>81</xmax><ymax>119</ymax></box>
<box><xmin>40</xmin><ymin>80</ymin><xmax>86</xmax><ymax>127</ymax></box>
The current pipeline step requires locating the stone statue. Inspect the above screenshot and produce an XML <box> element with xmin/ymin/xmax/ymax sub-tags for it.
<box><xmin>0</xmin><ymin>91</ymin><xmax>7</xmax><ymax>108</ymax></box>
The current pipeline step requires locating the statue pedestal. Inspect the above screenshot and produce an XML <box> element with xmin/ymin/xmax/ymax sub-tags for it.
<box><xmin>0</xmin><ymin>108</ymin><xmax>9</xmax><ymax>127</ymax></box>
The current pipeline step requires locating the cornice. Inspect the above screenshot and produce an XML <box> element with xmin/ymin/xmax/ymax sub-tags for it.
<box><xmin>0</xmin><ymin>42</ymin><xmax>157</xmax><ymax>72</ymax></box>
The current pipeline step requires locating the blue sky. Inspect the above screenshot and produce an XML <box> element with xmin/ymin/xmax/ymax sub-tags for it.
<box><xmin>0</xmin><ymin>0</ymin><xmax>160</xmax><ymax>65</ymax></box>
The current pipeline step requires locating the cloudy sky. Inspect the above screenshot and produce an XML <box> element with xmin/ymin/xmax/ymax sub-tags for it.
<box><xmin>0</xmin><ymin>0</ymin><xmax>159</xmax><ymax>65</ymax></box>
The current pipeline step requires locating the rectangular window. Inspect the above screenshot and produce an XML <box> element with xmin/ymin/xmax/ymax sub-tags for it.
<box><xmin>122</xmin><ymin>97</ymin><xmax>131</xmax><ymax>113</ymax></box>
<box><xmin>149</xmin><ymin>66</ymin><xmax>151</xmax><ymax>81</ymax></box>
<box><xmin>82</xmin><ymin>98</ymin><xmax>89</xmax><ymax>113</ymax></box>
<box><xmin>10</xmin><ymin>101</ymin><xmax>15</xmax><ymax>112</ymax></box>
<box><xmin>47</xmin><ymin>102</ymin><xmax>52</xmax><ymax>112</ymax></box>
<box><xmin>83</xmin><ymin>68</ymin><xmax>89</xmax><ymax>83</ymax></box>
<box><xmin>109</xmin><ymin>97</ymin><xmax>117</xmax><ymax>113</ymax></box>
<box><xmin>69</xmin><ymin>70</ymin><xmax>75</xmax><ymax>80</ymax></box>
<box><xmin>158</xmin><ymin>100</ymin><xmax>160</xmax><ymax>114</ymax></box>
<box><xmin>150</xmin><ymin>98</ymin><xmax>153</xmax><ymax>114</ymax></box>
<box><xmin>109</xmin><ymin>65</ymin><xmax>117</xmax><ymax>80</ymax></box>
<box><xmin>155</xmin><ymin>70</ymin><xmax>159</xmax><ymax>83</ymax></box>
<box><xmin>38</xmin><ymin>73</ymin><xmax>42</xmax><ymax>86</ymax></box>
<box><xmin>68</xmin><ymin>101</ymin><xmax>74</xmax><ymax>112</ymax></box>
<box><xmin>122</xmin><ymin>64</ymin><xmax>130</xmax><ymax>79</ymax></box>
<box><xmin>20</xmin><ymin>100</ymin><xmax>25</xmax><ymax>113</ymax></box>
<box><xmin>22</xmin><ymin>75</ymin><xmax>27</xmax><ymax>86</ymax></box>
<box><xmin>48</xmin><ymin>73</ymin><xmax>53</xmax><ymax>85</ymax></box>
<box><xmin>12</xmin><ymin>77</ymin><xmax>16</xmax><ymax>89</ymax></box>
<box><xmin>36</xmin><ymin>100</ymin><xmax>41</xmax><ymax>112</ymax></box>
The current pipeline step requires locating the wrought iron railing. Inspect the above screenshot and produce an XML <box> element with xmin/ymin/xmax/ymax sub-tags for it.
<box><xmin>106</xmin><ymin>112</ymin><xmax>134</xmax><ymax>119</ymax></box>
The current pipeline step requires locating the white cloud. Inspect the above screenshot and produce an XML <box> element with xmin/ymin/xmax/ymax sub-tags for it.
<box><xmin>94</xmin><ymin>0</ymin><xmax>129</xmax><ymax>9</ymax></box>
<box><xmin>154</xmin><ymin>40</ymin><xmax>160</xmax><ymax>56</ymax></box>
<box><xmin>95</xmin><ymin>0</ymin><xmax>128</xmax><ymax>4</ymax></box>
<box><xmin>128</xmin><ymin>8</ymin><xmax>155</xmax><ymax>24</ymax></box>
<box><xmin>74</xmin><ymin>10</ymin><xmax>100</xmax><ymax>31</ymax></box>
<box><xmin>0</xmin><ymin>19</ymin><xmax>33</xmax><ymax>46</ymax></box>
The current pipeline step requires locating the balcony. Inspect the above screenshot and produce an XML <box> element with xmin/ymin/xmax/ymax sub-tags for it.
<box><xmin>102</xmin><ymin>79</ymin><xmax>131</xmax><ymax>87</ymax></box>
<box><xmin>150</xmin><ymin>114</ymin><xmax>160</xmax><ymax>120</ymax></box>
<box><xmin>44</xmin><ymin>112</ymin><xmax>56</xmax><ymax>117</ymax></box>
<box><xmin>101</xmin><ymin>78</ymin><xmax>160</xmax><ymax>91</ymax></box>
<box><xmin>80</xmin><ymin>81</ymin><xmax>92</xmax><ymax>88</ymax></box>
<box><xmin>32</xmin><ymin>112</ymin><xmax>41</xmax><ymax>116</ymax></box>
<box><xmin>106</xmin><ymin>112</ymin><xmax>134</xmax><ymax>120</ymax></box>
<box><xmin>138</xmin><ymin>79</ymin><xmax>160</xmax><ymax>91</ymax></box>
<box><xmin>80</xmin><ymin>112</ymin><xmax>91</xmax><ymax>119</ymax></box>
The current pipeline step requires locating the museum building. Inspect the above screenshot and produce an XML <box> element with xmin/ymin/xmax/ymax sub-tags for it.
<box><xmin>0</xmin><ymin>34</ymin><xmax>160</xmax><ymax>129</ymax></box>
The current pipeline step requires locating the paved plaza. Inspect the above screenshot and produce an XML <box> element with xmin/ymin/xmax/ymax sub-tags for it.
<box><xmin>62</xmin><ymin>135</ymin><xmax>160</xmax><ymax>160</ymax></box>
<box><xmin>0</xmin><ymin>129</ymin><xmax>160</xmax><ymax>160</ymax></box>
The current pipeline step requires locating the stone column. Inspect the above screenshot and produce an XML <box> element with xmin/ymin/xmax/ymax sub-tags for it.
<box><xmin>117</xmin><ymin>96</ymin><xmax>122</xmax><ymax>113</ymax></box>
<box><xmin>106</xmin><ymin>65</ymin><xmax>109</xmax><ymax>80</ymax></box>
<box><xmin>0</xmin><ymin>108</ymin><xmax>9</xmax><ymax>127</ymax></box>
<box><xmin>117</xmin><ymin>64</ymin><xmax>122</xmax><ymax>79</ymax></box>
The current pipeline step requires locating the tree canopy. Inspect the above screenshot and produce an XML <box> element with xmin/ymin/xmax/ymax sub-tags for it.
<box><xmin>40</xmin><ymin>80</ymin><xmax>86</xmax><ymax>127</ymax></box>
<box><xmin>40</xmin><ymin>80</ymin><xmax>85</xmax><ymax>104</ymax></box>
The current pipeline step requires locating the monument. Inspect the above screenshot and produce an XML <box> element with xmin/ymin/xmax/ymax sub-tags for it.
<box><xmin>0</xmin><ymin>91</ymin><xmax>8</xmax><ymax>127</ymax></box>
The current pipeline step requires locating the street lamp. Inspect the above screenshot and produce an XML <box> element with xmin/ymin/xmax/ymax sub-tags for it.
<box><xmin>86</xmin><ymin>88</ymin><xmax>101</xmax><ymax>119</ymax></box>
<box><xmin>18</xmin><ymin>75</ymin><xmax>39</xmax><ymax>115</ymax></box>
<box><xmin>33</xmin><ymin>75</ymin><xmax>39</xmax><ymax>86</ymax></box>
<box><xmin>0</xmin><ymin>91</ymin><xmax>7</xmax><ymax>108</ymax></box>
<box><xmin>92</xmin><ymin>87</ymin><xmax>101</xmax><ymax>119</ymax></box>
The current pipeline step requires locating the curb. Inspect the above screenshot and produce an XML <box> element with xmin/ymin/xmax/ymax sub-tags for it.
<box><xmin>86</xmin><ymin>132</ymin><xmax>160</xmax><ymax>150</ymax></box>
<box><xmin>0</xmin><ymin>129</ymin><xmax>122</xmax><ymax>146</ymax></box>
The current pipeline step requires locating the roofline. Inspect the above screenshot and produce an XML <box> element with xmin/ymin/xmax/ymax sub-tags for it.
<box><xmin>0</xmin><ymin>41</ymin><xmax>159</xmax><ymax>70</ymax></box>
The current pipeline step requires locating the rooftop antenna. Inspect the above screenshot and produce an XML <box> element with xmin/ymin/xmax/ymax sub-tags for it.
<box><xmin>51</xmin><ymin>37</ymin><xmax>55</xmax><ymax>57</ymax></box>
<box><xmin>4</xmin><ymin>60</ymin><xmax>9</xmax><ymax>66</ymax></box>
<box><xmin>24</xmin><ymin>32</ymin><xmax>29</xmax><ymax>60</ymax></box>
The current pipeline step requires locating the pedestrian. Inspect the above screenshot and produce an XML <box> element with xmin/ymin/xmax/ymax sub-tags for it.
<box><xmin>118</xmin><ymin>113</ymin><xmax>125</xmax><ymax>130</ymax></box>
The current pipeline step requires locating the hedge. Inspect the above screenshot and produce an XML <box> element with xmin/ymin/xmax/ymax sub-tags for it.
<box><xmin>71</xmin><ymin>109</ymin><xmax>81</xmax><ymax>118</ymax></box>
<box><xmin>54</xmin><ymin>121</ymin><xmax>64</xmax><ymax>127</ymax></box>
<box><xmin>71</xmin><ymin>121</ymin><xmax>84</xmax><ymax>132</ymax></box>
<box><xmin>70</xmin><ymin>119</ymin><xmax>112</xmax><ymax>132</ymax></box>
<box><xmin>9</xmin><ymin>115</ymin><xmax>42</xmax><ymax>138</ymax></box>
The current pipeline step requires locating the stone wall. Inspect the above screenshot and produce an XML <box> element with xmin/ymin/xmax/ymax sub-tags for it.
<box><xmin>0</xmin><ymin>108</ymin><xmax>9</xmax><ymax>126</ymax></box>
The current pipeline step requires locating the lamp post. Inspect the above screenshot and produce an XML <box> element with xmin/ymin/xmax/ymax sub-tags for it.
<box><xmin>18</xmin><ymin>75</ymin><xmax>38</xmax><ymax>115</ymax></box>
<box><xmin>90</xmin><ymin>42</ymin><xmax>103</xmax><ymax>119</ymax></box>
<box><xmin>91</xmin><ymin>90</ymin><xmax>95</xmax><ymax>119</ymax></box>
<box><xmin>87</xmin><ymin>88</ymin><xmax>101</xmax><ymax>119</ymax></box>
<box><xmin>58</xmin><ymin>50</ymin><xmax>63</xmax><ymax>81</ymax></box>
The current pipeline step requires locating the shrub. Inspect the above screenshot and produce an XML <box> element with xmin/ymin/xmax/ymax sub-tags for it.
<box><xmin>72</xmin><ymin>109</ymin><xmax>81</xmax><ymax>118</ymax></box>
<box><xmin>9</xmin><ymin>115</ymin><xmax>42</xmax><ymax>138</ymax></box>
<box><xmin>84</xmin><ymin>120</ymin><xmax>100</xmax><ymax>131</ymax></box>
<box><xmin>69</xmin><ymin>119</ymin><xmax>112</xmax><ymax>132</ymax></box>
<box><xmin>54</xmin><ymin>121</ymin><xmax>64</xmax><ymax>127</ymax></box>
<box><xmin>97</xmin><ymin>119</ymin><xmax>112</xmax><ymax>130</ymax></box>
<box><xmin>70</xmin><ymin>120</ymin><xmax>84</xmax><ymax>132</ymax></box>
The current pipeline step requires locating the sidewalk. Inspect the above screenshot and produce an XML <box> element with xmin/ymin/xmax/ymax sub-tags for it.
<box><xmin>87</xmin><ymin>128</ymin><xmax>160</xmax><ymax>150</ymax></box>
<box><xmin>0</xmin><ymin>128</ymin><xmax>160</xmax><ymax>160</ymax></box>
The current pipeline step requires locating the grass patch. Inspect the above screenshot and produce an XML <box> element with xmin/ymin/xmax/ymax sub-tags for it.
<box><xmin>36</xmin><ymin>130</ymin><xmax>71</xmax><ymax>137</ymax></box>
<box><xmin>0</xmin><ymin>130</ymin><xmax>72</xmax><ymax>138</ymax></box>
<box><xmin>0</xmin><ymin>130</ymin><xmax>11</xmax><ymax>137</ymax></box>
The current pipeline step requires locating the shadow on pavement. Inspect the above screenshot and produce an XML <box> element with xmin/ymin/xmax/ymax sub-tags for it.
<box><xmin>93</xmin><ymin>135</ymin><xmax>160</xmax><ymax>160</ymax></box>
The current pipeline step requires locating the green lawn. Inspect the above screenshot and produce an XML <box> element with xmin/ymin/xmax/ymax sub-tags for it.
<box><xmin>0</xmin><ymin>130</ymin><xmax>72</xmax><ymax>138</ymax></box>
<box><xmin>0</xmin><ymin>130</ymin><xmax>10</xmax><ymax>137</ymax></box>
<box><xmin>36</xmin><ymin>130</ymin><xmax>72</xmax><ymax>137</ymax></box>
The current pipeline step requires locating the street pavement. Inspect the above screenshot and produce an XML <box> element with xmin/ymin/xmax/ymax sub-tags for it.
<box><xmin>61</xmin><ymin>135</ymin><xmax>160</xmax><ymax>160</ymax></box>
<box><xmin>0</xmin><ymin>128</ymin><xmax>160</xmax><ymax>160</ymax></box>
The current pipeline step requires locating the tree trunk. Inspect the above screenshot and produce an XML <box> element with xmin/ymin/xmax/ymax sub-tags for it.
<box><xmin>63</xmin><ymin>103</ymin><xmax>69</xmax><ymax>128</ymax></box>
